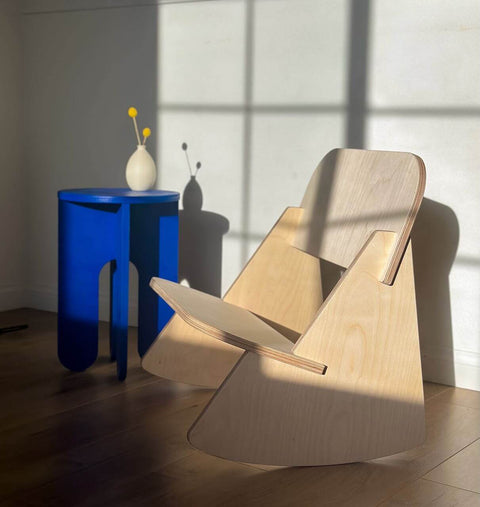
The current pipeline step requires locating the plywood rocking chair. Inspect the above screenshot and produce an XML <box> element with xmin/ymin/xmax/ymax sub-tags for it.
<box><xmin>142</xmin><ymin>148</ymin><xmax>426</xmax><ymax>466</ymax></box>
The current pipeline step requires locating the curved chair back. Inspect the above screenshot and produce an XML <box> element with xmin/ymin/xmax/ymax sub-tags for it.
<box><xmin>293</xmin><ymin>149</ymin><xmax>426</xmax><ymax>284</ymax></box>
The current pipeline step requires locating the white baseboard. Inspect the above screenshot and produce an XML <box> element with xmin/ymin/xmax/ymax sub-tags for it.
<box><xmin>0</xmin><ymin>285</ymin><xmax>26</xmax><ymax>311</ymax></box>
<box><xmin>23</xmin><ymin>285</ymin><xmax>138</xmax><ymax>326</ymax></box>
<box><xmin>24</xmin><ymin>285</ymin><xmax>57</xmax><ymax>313</ymax></box>
<box><xmin>421</xmin><ymin>345</ymin><xmax>480</xmax><ymax>392</ymax></box>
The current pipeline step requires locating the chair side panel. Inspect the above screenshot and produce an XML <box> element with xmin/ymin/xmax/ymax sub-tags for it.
<box><xmin>188</xmin><ymin>234</ymin><xmax>425</xmax><ymax>465</ymax></box>
<box><xmin>225</xmin><ymin>207</ymin><xmax>323</xmax><ymax>342</ymax></box>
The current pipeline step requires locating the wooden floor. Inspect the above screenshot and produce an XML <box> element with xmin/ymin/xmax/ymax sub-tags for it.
<box><xmin>0</xmin><ymin>309</ymin><xmax>479</xmax><ymax>507</ymax></box>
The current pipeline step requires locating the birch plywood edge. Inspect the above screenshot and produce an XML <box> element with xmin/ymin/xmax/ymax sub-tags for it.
<box><xmin>293</xmin><ymin>149</ymin><xmax>426</xmax><ymax>284</ymax></box>
<box><xmin>142</xmin><ymin>207</ymin><xmax>323</xmax><ymax>387</ymax></box>
<box><xmin>188</xmin><ymin>231</ymin><xmax>425</xmax><ymax>466</ymax></box>
<box><xmin>150</xmin><ymin>278</ymin><xmax>327</xmax><ymax>376</ymax></box>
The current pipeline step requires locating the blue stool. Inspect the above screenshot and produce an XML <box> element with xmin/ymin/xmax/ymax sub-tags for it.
<box><xmin>57</xmin><ymin>188</ymin><xmax>179</xmax><ymax>380</ymax></box>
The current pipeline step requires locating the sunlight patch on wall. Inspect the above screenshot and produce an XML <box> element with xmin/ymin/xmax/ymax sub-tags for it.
<box><xmin>367</xmin><ymin>115</ymin><xmax>480</xmax><ymax>389</ymax></box>
<box><xmin>369</xmin><ymin>0</ymin><xmax>480</xmax><ymax>108</ymax></box>
<box><xmin>160</xmin><ymin>0</ymin><xmax>246</xmax><ymax>105</ymax></box>
<box><xmin>249</xmin><ymin>113</ymin><xmax>345</xmax><ymax>235</ymax></box>
<box><xmin>253</xmin><ymin>0</ymin><xmax>348</xmax><ymax>105</ymax></box>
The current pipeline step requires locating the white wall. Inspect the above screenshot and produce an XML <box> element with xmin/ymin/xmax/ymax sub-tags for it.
<box><xmin>22</xmin><ymin>1</ymin><xmax>159</xmax><ymax>320</ymax></box>
<box><xmin>15</xmin><ymin>0</ymin><xmax>480</xmax><ymax>390</ymax></box>
<box><xmin>367</xmin><ymin>0</ymin><xmax>480</xmax><ymax>390</ymax></box>
<box><xmin>0</xmin><ymin>0</ymin><xmax>24</xmax><ymax>310</ymax></box>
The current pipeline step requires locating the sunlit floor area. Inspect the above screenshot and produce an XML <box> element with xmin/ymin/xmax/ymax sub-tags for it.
<box><xmin>1</xmin><ymin>308</ymin><xmax>479</xmax><ymax>507</ymax></box>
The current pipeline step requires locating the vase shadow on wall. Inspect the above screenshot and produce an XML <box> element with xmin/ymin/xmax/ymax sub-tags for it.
<box><xmin>411</xmin><ymin>198</ymin><xmax>459</xmax><ymax>386</ymax></box>
<box><xmin>179</xmin><ymin>176</ymin><xmax>229</xmax><ymax>297</ymax></box>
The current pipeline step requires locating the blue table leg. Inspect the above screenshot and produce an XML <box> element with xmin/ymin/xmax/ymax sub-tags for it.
<box><xmin>131</xmin><ymin>201</ymin><xmax>178</xmax><ymax>357</ymax></box>
<box><xmin>109</xmin><ymin>261</ymin><xmax>116</xmax><ymax>361</ymax></box>
<box><xmin>58</xmin><ymin>201</ymin><xmax>118</xmax><ymax>371</ymax></box>
<box><xmin>110</xmin><ymin>204</ymin><xmax>130</xmax><ymax>380</ymax></box>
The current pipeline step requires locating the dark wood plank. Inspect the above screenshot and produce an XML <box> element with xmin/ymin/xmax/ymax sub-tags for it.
<box><xmin>432</xmin><ymin>385</ymin><xmax>480</xmax><ymax>410</ymax></box>
<box><xmin>0</xmin><ymin>309</ymin><xmax>212</xmax><ymax>503</ymax></box>
<box><xmin>1</xmin><ymin>309</ymin><xmax>479</xmax><ymax>507</ymax></box>
<box><xmin>0</xmin><ymin>310</ymin><xmax>161</xmax><ymax>430</ymax></box>
<box><xmin>379</xmin><ymin>478</ymin><xmax>480</xmax><ymax>506</ymax></box>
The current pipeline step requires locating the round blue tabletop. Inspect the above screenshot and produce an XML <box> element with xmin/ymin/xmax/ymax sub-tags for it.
<box><xmin>58</xmin><ymin>188</ymin><xmax>180</xmax><ymax>204</ymax></box>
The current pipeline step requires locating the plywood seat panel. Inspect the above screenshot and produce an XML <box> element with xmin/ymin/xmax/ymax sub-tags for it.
<box><xmin>150</xmin><ymin>278</ymin><xmax>327</xmax><ymax>375</ymax></box>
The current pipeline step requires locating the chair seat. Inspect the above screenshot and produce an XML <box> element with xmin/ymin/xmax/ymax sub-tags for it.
<box><xmin>150</xmin><ymin>277</ymin><xmax>327</xmax><ymax>375</ymax></box>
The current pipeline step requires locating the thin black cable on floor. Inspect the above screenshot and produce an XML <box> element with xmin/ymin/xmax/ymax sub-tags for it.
<box><xmin>0</xmin><ymin>325</ymin><xmax>28</xmax><ymax>335</ymax></box>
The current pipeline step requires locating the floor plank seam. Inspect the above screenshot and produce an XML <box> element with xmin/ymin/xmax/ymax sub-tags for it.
<box><xmin>421</xmin><ymin>476</ymin><xmax>480</xmax><ymax>495</ymax></box>
<box><xmin>424</xmin><ymin>385</ymin><xmax>452</xmax><ymax>401</ymax></box>
<box><xmin>419</xmin><ymin>436</ymin><xmax>480</xmax><ymax>478</ymax></box>
<box><xmin>0</xmin><ymin>377</ymin><xmax>166</xmax><ymax>435</ymax></box>
<box><xmin>374</xmin><ymin>434</ymin><xmax>480</xmax><ymax>505</ymax></box>
<box><xmin>0</xmin><ymin>388</ymin><xmax>209</xmax><ymax>500</ymax></box>
<box><xmin>240</xmin><ymin>461</ymin><xmax>285</xmax><ymax>472</ymax></box>
<box><xmin>155</xmin><ymin>448</ymin><xmax>200</xmax><ymax>472</ymax></box>
<box><xmin>374</xmin><ymin>472</ymin><xmax>427</xmax><ymax>506</ymax></box>
<box><xmin>3</xmin><ymin>310</ymin><xmax>480</xmax><ymax>506</ymax></box>
<box><xmin>1</xmin><ymin>431</ymin><xmax>200</xmax><ymax>505</ymax></box>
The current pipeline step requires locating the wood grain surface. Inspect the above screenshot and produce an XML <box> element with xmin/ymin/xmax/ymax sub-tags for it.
<box><xmin>142</xmin><ymin>207</ymin><xmax>323</xmax><ymax>387</ymax></box>
<box><xmin>294</xmin><ymin>148</ymin><xmax>425</xmax><ymax>284</ymax></box>
<box><xmin>150</xmin><ymin>277</ymin><xmax>327</xmax><ymax>375</ymax></box>
<box><xmin>188</xmin><ymin>232</ymin><xmax>425</xmax><ymax>465</ymax></box>
<box><xmin>1</xmin><ymin>309</ymin><xmax>479</xmax><ymax>506</ymax></box>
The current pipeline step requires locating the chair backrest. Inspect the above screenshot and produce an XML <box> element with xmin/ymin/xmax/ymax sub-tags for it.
<box><xmin>293</xmin><ymin>149</ymin><xmax>425</xmax><ymax>284</ymax></box>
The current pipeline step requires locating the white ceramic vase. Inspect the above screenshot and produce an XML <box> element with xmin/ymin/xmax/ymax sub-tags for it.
<box><xmin>125</xmin><ymin>145</ymin><xmax>157</xmax><ymax>191</ymax></box>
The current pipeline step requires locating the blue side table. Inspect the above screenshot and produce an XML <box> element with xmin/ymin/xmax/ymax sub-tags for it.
<box><xmin>58</xmin><ymin>188</ymin><xmax>179</xmax><ymax>380</ymax></box>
